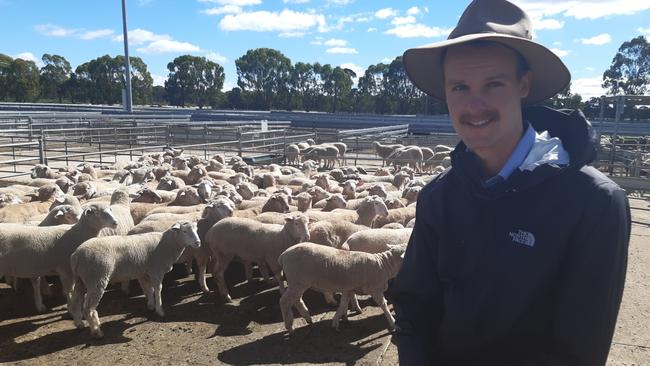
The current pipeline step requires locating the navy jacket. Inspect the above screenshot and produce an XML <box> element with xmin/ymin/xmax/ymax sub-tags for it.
<box><xmin>388</xmin><ymin>106</ymin><xmax>631</xmax><ymax>365</ymax></box>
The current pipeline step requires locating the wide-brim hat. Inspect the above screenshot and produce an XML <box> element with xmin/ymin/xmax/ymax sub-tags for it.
<box><xmin>403</xmin><ymin>0</ymin><xmax>571</xmax><ymax>106</ymax></box>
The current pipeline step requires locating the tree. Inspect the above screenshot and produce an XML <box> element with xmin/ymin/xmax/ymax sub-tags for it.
<box><xmin>0</xmin><ymin>53</ymin><xmax>12</xmax><ymax>101</ymax></box>
<box><xmin>165</xmin><ymin>55</ymin><xmax>225</xmax><ymax>108</ymax></box>
<box><xmin>383</xmin><ymin>56</ymin><xmax>422</xmax><ymax>114</ymax></box>
<box><xmin>74</xmin><ymin>55</ymin><xmax>122</xmax><ymax>104</ymax></box>
<box><xmin>543</xmin><ymin>83</ymin><xmax>583</xmax><ymax>110</ymax></box>
<box><xmin>289</xmin><ymin>62</ymin><xmax>319</xmax><ymax>111</ymax></box>
<box><xmin>152</xmin><ymin>86</ymin><xmax>167</xmax><ymax>106</ymax></box>
<box><xmin>358</xmin><ymin>63</ymin><xmax>389</xmax><ymax>113</ymax></box>
<box><xmin>116</xmin><ymin>55</ymin><xmax>154</xmax><ymax>106</ymax></box>
<box><xmin>603</xmin><ymin>36</ymin><xmax>650</xmax><ymax>95</ymax></box>
<box><xmin>236</xmin><ymin>48</ymin><xmax>291</xmax><ymax>109</ymax></box>
<box><xmin>39</xmin><ymin>54</ymin><xmax>71</xmax><ymax>102</ymax></box>
<box><xmin>6</xmin><ymin>58</ymin><xmax>40</xmax><ymax>102</ymax></box>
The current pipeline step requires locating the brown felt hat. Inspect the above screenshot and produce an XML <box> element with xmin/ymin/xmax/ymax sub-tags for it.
<box><xmin>403</xmin><ymin>0</ymin><xmax>571</xmax><ymax>105</ymax></box>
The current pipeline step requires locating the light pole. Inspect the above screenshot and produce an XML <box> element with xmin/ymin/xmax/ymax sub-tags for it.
<box><xmin>121</xmin><ymin>0</ymin><xmax>133</xmax><ymax>113</ymax></box>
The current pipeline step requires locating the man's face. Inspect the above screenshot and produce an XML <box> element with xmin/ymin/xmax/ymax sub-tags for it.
<box><xmin>443</xmin><ymin>43</ymin><xmax>531</xmax><ymax>159</ymax></box>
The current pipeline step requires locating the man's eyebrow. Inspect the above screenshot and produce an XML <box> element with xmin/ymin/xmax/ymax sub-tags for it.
<box><xmin>446</xmin><ymin>74</ymin><xmax>510</xmax><ymax>86</ymax></box>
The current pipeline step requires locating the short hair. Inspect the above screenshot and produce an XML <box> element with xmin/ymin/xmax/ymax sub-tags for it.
<box><xmin>441</xmin><ymin>40</ymin><xmax>531</xmax><ymax>80</ymax></box>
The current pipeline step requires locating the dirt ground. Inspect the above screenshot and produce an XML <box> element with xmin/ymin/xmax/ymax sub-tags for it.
<box><xmin>1</xmin><ymin>197</ymin><xmax>649</xmax><ymax>365</ymax></box>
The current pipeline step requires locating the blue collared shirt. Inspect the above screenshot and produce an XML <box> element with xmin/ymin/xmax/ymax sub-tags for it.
<box><xmin>483</xmin><ymin>123</ymin><xmax>536</xmax><ymax>187</ymax></box>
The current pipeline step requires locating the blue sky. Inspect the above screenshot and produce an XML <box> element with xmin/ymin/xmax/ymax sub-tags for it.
<box><xmin>1</xmin><ymin>0</ymin><xmax>649</xmax><ymax>100</ymax></box>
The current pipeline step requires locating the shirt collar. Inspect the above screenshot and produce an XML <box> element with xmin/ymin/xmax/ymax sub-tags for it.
<box><xmin>483</xmin><ymin>122</ymin><xmax>536</xmax><ymax>187</ymax></box>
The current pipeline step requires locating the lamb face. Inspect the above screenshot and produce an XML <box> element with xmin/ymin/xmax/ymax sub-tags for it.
<box><xmin>52</xmin><ymin>205</ymin><xmax>82</xmax><ymax>225</ymax></box>
<box><xmin>285</xmin><ymin>215</ymin><xmax>311</xmax><ymax>243</ymax></box>
<box><xmin>171</xmin><ymin>221</ymin><xmax>201</xmax><ymax>249</ymax></box>
<box><xmin>197</xmin><ymin>181</ymin><xmax>213</xmax><ymax>202</ymax></box>
<box><xmin>133</xmin><ymin>188</ymin><xmax>163</xmax><ymax>203</ymax></box>
<box><xmin>368</xmin><ymin>195</ymin><xmax>389</xmax><ymax>217</ymax></box>
<box><xmin>84</xmin><ymin>204</ymin><xmax>119</xmax><ymax>229</ymax></box>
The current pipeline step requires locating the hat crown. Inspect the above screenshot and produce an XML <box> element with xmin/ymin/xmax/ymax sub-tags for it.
<box><xmin>449</xmin><ymin>0</ymin><xmax>533</xmax><ymax>41</ymax></box>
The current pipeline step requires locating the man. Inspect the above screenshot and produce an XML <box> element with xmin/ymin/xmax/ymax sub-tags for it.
<box><xmin>388</xmin><ymin>1</ymin><xmax>631</xmax><ymax>365</ymax></box>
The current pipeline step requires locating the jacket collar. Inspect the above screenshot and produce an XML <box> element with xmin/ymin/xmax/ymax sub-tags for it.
<box><xmin>449</xmin><ymin>106</ymin><xmax>597</xmax><ymax>198</ymax></box>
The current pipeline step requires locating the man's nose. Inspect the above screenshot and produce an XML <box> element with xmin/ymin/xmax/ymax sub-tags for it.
<box><xmin>464</xmin><ymin>94</ymin><xmax>488</xmax><ymax>114</ymax></box>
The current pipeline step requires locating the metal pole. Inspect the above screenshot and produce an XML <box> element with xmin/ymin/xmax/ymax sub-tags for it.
<box><xmin>121</xmin><ymin>0</ymin><xmax>133</xmax><ymax>113</ymax></box>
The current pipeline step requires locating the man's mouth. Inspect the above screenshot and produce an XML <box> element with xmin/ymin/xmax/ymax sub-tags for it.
<box><xmin>465</xmin><ymin>118</ymin><xmax>492</xmax><ymax>127</ymax></box>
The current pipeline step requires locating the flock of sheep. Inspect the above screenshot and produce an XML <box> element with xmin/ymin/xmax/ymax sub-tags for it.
<box><xmin>0</xmin><ymin>139</ymin><xmax>450</xmax><ymax>339</ymax></box>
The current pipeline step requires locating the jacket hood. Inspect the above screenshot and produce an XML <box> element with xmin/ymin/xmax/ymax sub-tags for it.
<box><xmin>449</xmin><ymin>106</ymin><xmax>598</xmax><ymax>198</ymax></box>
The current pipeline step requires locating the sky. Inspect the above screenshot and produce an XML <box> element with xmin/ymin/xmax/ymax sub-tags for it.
<box><xmin>1</xmin><ymin>0</ymin><xmax>649</xmax><ymax>100</ymax></box>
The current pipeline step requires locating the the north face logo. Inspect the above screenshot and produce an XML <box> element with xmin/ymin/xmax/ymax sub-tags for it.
<box><xmin>509</xmin><ymin>230</ymin><xmax>535</xmax><ymax>247</ymax></box>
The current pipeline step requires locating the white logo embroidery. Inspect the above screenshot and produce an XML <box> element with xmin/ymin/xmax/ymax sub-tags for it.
<box><xmin>509</xmin><ymin>229</ymin><xmax>536</xmax><ymax>247</ymax></box>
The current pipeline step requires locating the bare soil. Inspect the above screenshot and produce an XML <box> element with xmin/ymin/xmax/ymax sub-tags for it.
<box><xmin>1</xmin><ymin>198</ymin><xmax>649</xmax><ymax>366</ymax></box>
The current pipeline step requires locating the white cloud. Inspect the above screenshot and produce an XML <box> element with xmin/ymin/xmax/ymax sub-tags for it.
<box><xmin>585</xmin><ymin>66</ymin><xmax>595</xmax><ymax>72</ymax></box>
<box><xmin>205</xmin><ymin>51</ymin><xmax>228</xmax><ymax>63</ymax></box>
<box><xmin>550</xmin><ymin>48</ymin><xmax>570</xmax><ymax>58</ymax></box>
<box><xmin>579</xmin><ymin>33</ymin><xmax>611</xmax><ymax>45</ymax></box>
<box><xmin>151</xmin><ymin>73</ymin><xmax>167</xmax><ymax>87</ymax></box>
<box><xmin>637</xmin><ymin>27</ymin><xmax>650</xmax><ymax>37</ymax></box>
<box><xmin>326</xmin><ymin>47</ymin><xmax>358</xmax><ymax>54</ymax></box>
<box><xmin>407</xmin><ymin>7</ymin><xmax>420</xmax><ymax>16</ymax></box>
<box><xmin>279</xmin><ymin>31</ymin><xmax>306</xmax><ymax>38</ymax></box>
<box><xmin>324</xmin><ymin>38</ymin><xmax>347</xmax><ymax>47</ymax></box>
<box><xmin>534</xmin><ymin>18</ymin><xmax>564</xmax><ymax>30</ymax></box>
<box><xmin>385</xmin><ymin>24</ymin><xmax>451</xmax><ymax>38</ymax></box>
<box><xmin>34</xmin><ymin>24</ymin><xmax>77</xmax><ymax>37</ymax></box>
<box><xmin>198</xmin><ymin>0</ymin><xmax>260</xmax><ymax>5</ymax></box>
<box><xmin>514</xmin><ymin>0</ymin><xmax>650</xmax><ymax>20</ymax></box>
<box><xmin>391</xmin><ymin>16</ymin><xmax>416</xmax><ymax>26</ymax></box>
<box><xmin>327</xmin><ymin>0</ymin><xmax>354</xmax><ymax>5</ymax></box>
<box><xmin>284</xmin><ymin>0</ymin><xmax>309</xmax><ymax>3</ymax></box>
<box><xmin>220</xmin><ymin>9</ymin><xmax>328</xmax><ymax>33</ymax></box>
<box><xmin>367</xmin><ymin>27</ymin><xmax>377</xmax><ymax>32</ymax></box>
<box><xmin>201</xmin><ymin>5</ymin><xmax>242</xmax><ymax>15</ymax></box>
<box><xmin>375</xmin><ymin>8</ymin><xmax>397</xmax><ymax>19</ymax></box>
<box><xmin>78</xmin><ymin>29</ymin><xmax>114</xmax><ymax>40</ymax></box>
<box><xmin>136</xmin><ymin>39</ymin><xmax>201</xmax><ymax>54</ymax></box>
<box><xmin>112</xmin><ymin>28</ymin><xmax>171</xmax><ymax>45</ymax></box>
<box><xmin>12</xmin><ymin>52</ymin><xmax>44</xmax><ymax>67</ymax></box>
<box><xmin>356</xmin><ymin>17</ymin><xmax>370</xmax><ymax>22</ymax></box>
<box><xmin>572</xmin><ymin>77</ymin><xmax>607</xmax><ymax>99</ymax></box>
<box><xmin>340</xmin><ymin>62</ymin><xmax>364</xmax><ymax>84</ymax></box>
<box><xmin>381</xmin><ymin>57</ymin><xmax>393</xmax><ymax>64</ymax></box>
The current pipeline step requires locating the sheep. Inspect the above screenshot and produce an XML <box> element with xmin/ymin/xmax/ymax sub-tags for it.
<box><xmin>177</xmin><ymin>197</ymin><xmax>235</xmax><ymax>293</ymax></box>
<box><xmin>129</xmin><ymin>211</ymin><xmax>202</xmax><ymax>234</ymax></box>
<box><xmin>0</xmin><ymin>203</ymin><xmax>118</xmax><ymax>313</ymax></box>
<box><xmin>295</xmin><ymin>192</ymin><xmax>312</xmax><ymax>212</ymax></box>
<box><xmin>342</xmin><ymin>180</ymin><xmax>357</xmax><ymax>199</ymax></box>
<box><xmin>206</xmin><ymin>214</ymin><xmax>310</xmax><ymax>301</ymax></box>
<box><xmin>342</xmin><ymin>228</ymin><xmax>412</xmax><ymax>253</ymax></box>
<box><xmin>234</xmin><ymin>193</ymin><xmax>291</xmax><ymax>219</ymax></box>
<box><xmin>307</xmin><ymin>195</ymin><xmax>389</xmax><ymax>227</ymax></box>
<box><xmin>321</xmin><ymin>194</ymin><xmax>348</xmax><ymax>211</ymax></box>
<box><xmin>385</xmin><ymin>197</ymin><xmax>407</xmax><ymax>209</ymax></box>
<box><xmin>55</xmin><ymin>176</ymin><xmax>74</xmax><ymax>193</ymax></box>
<box><xmin>373</xmin><ymin>142</ymin><xmax>404</xmax><ymax>166</ymax></box>
<box><xmin>38</xmin><ymin>205</ymin><xmax>82</xmax><ymax>226</ymax></box>
<box><xmin>157</xmin><ymin>176</ymin><xmax>185</xmax><ymax>191</ymax></box>
<box><xmin>0</xmin><ymin>185</ymin><xmax>64</xmax><ymax>223</ymax></box>
<box><xmin>402</xmin><ymin>186</ymin><xmax>421</xmax><ymax>205</ymax></box>
<box><xmin>386</xmin><ymin>146</ymin><xmax>424</xmax><ymax>172</ymax></box>
<box><xmin>50</xmin><ymin>194</ymin><xmax>81</xmax><ymax>211</ymax></box>
<box><xmin>129</xmin><ymin>167</ymin><xmax>155</xmax><ymax>184</ymax></box>
<box><xmin>372</xmin><ymin>206</ymin><xmax>417</xmax><ymax>228</ymax></box>
<box><xmin>0</xmin><ymin>193</ymin><xmax>23</xmax><ymax>209</ymax></box>
<box><xmin>236</xmin><ymin>182</ymin><xmax>257</xmax><ymax>200</ymax></box>
<box><xmin>70</xmin><ymin>221</ymin><xmax>200</xmax><ymax>338</ymax></box>
<box><xmin>308</xmin><ymin>220</ymin><xmax>369</xmax><ymax>249</ymax></box>
<box><xmin>99</xmin><ymin>188</ymin><xmax>134</xmax><ymax>237</ymax></box>
<box><xmin>286</xmin><ymin>144</ymin><xmax>300</xmax><ymax>165</ymax></box>
<box><xmin>304</xmin><ymin>145</ymin><xmax>339</xmax><ymax>169</ymax></box>
<box><xmin>168</xmin><ymin>186</ymin><xmax>203</xmax><ymax>206</ymax></box>
<box><xmin>132</xmin><ymin>187</ymin><xmax>176</xmax><ymax>204</ymax></box>
<box><xmin>71</xmin><ymin>181</ymin><xmax>96</xmax><ymax>200</ymax></box>
<box><xmin>31</xmin><ymin>164</ymin><xmax>61</xmax><ymax>179</ymax></box>
<box><xmin>77</xmin><ymin>163</ymin><xmax>98</xmax><ymax>180</ymax></box>
<box><xmin>278</xmin><ymin>243</ymin><xmax>406</xmax><ymax>333</ymax></box>
<box><xmin>382</xmin><ymin>223</ymin><xmax>405</xmax><ymax>229</ymax></box>
<box><xmin>421</xmin><ymin>147</ymin><xmax>435</xmax><ymax>162</ymax></box>
<box><xmin>206</xmin><ymin>159</ymin><xmax>225</xmax><ymax>172</ymax></box>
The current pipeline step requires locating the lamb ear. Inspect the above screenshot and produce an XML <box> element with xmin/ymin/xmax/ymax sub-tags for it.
<box><xmin>54</xmin><ymin>210</ymin><xmax>64</xmax><ymax>218</ymax></box>
<box><xmin>84</xmin><ymin>207</ymin><xmax>94</xmax><ymax>215</ymax></box>
<box><xmin>171</xmin><ymin>223</ymin><xmax>181</xmax><ymax>230</ymax></box>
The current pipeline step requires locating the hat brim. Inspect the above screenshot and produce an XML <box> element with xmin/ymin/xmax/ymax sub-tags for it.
<box><xmin>402</xmin><ymin>33</ymin><xmax>571</xmax><ymax>106</ymax></box>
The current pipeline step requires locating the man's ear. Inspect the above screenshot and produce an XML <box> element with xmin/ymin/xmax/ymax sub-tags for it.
<box><xmin>519</xmin><ymin>70</ymin><xmax>532</xmax><ymax>99</ymax></box>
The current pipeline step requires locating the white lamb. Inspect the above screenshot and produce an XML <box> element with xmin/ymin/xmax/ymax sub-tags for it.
<box><xmin>278</xmin><ymin>243</ymin><xmax>406</xmax><ymax>333</ymax></box>
<box><xmin>206</xmin><ymin>214</ymin><xmax>310</xmax><ymax>301</ymax></box>
<box><xmin>69</xmin><ymin>221</ymin><xmax>200</xmax><ymax>338</ymax></box>
<box><xmin>342</xmin><ymin>228</ymin><xmax>413</xmax><ymax>253</ymax></box>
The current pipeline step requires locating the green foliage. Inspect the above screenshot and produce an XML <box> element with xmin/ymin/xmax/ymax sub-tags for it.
<box><xmin>165</xmin><ymin>55</ymin><xmax>225</xmax><ymax>108</ymax></box>
<box><xmin>39</xmin><ymin>54</ymin><xmax>71</xmax><ymax>102</ymax></box>
<box><xmin>542</xmin><ymin>83</ymin><xmax>583</xmax><ymax>110</ymax></box>
<box><xmin>236</xmin><ymin>48</ymin><xmax>291</xmax><ymax>109</ymax></box>
<box><xmin>6</xmin><ymin>58</ymin><xmax>40</xmax><ymax>102</ymax></box>
<box><xmin>603</xmin><ymin>36</ymin><xmax>650</xmax><ymax>95</ymax></box>
<box><xmin>0</xmin><ymin>53</ymin><xmax>12</xmax><ymax>101</ymax></box>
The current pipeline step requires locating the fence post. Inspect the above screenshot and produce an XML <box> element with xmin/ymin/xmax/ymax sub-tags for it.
<box><xmin>237</xmin><ymin>128</ymin><xmax>243</xmax><ymax>157</ymax></box>
<box><xmin>28</xmin><ymin>116</ymin><xmax>33</xmax><ymax>141</ymax></box>
<box><xmin>38</xmin><ymin>136</ymin><xmax>47</xmax><ymax>165</ymax></box>
<box><xmin>65</xmin><ymin>141</ymin><xmax>69</xmax><ymax>165</ymax></box>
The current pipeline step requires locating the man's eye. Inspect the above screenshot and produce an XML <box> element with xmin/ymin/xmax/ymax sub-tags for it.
<box><xmin>451</xmin><ymin>85</ymin><xmax>467</xmax><ymax>92</ymax></box>
<box><xmin>487</xmin><ymin>81</ymin><xmax>503</xmax><ymax>88</ymax></box>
